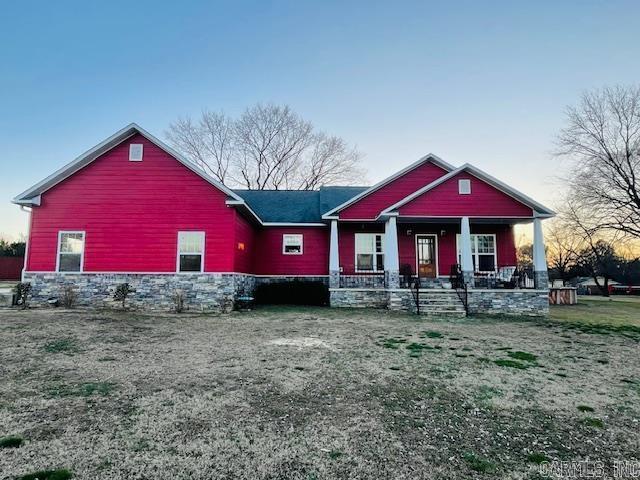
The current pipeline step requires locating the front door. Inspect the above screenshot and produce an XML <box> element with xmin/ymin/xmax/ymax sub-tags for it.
<box><xmin>416</xmin><ymin>235</ymin><xmax>437</xmax><ymax>278</ymax></box>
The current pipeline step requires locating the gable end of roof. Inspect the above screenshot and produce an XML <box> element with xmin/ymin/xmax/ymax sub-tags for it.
<box><xmin>12</xmin><ymin>123</ymin><xmax>244</xmax><ymax>206</ymax></box>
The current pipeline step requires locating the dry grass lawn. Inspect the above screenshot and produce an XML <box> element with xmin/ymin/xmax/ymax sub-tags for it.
<box><xmin>0</xmin><ymin>305</ymin><xmax>639</xmax><ymax>479</ymax></box>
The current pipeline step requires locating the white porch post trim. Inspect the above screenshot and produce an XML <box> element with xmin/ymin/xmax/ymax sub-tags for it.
<box><xmin>329</xmin><ymin>220</ymin><xmax>340</xmax><ymax>288</ymax></box>
<box><xmin>533</xmin><ymin>216</ymin><xmax>549</xmax><ymax>289</ymax></box>
<box><xmin>384</xmin><ymin>216</ymin><xmax>400</xmax><ymax>288</ymax></box>
<box><xmin>460</xmin><ymin>216</ymin><xmax>474</xmax><ymax>287</ymax></box>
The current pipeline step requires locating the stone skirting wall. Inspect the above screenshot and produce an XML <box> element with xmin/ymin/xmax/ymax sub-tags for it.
<box><xmin>330</xmin><ymin>286</ymin><xmax>549</xmax><ymax>316</ymax></box>
<box><xmin>22</xmin><ymin>272</ymin><xmax>250</xmax><ymax>313</ymax></box>
<box><xmin>329</xmin><ymin>288</ymin><xmax>388</xmax><ymax>308</ymax></box>
<box><xmin>387</xmin><ymin>289</ymin><xmax>416</xmax><ymax>313</ymax></box>
<box><xmin>467</xmin><ymin>289</ymin><xmax>549</xmax><ymax>316</ymax></box>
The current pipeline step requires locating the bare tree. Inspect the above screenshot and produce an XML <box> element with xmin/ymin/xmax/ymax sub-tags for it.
<box><xmin>166</xmin><ymin>104</ymin><xmax>365</xmax><ymax>190</ymax></box>
<box><xmin>165</xmin><ymin>111</ymin><xmax>234</xmax><ymax>183</ymax></box>
<box><xmin>545</xmin><ymin>219</ymin><xmax>580</xmax><ymax>286</ymax></box>
<box><xmin>556</xmin><ymin>85</ymin><xmax>640</xmax><ymax>238</ymax></box>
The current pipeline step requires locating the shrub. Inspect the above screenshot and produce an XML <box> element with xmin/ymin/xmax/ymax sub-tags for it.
<box><xmin>14</xmin><ymin>282</ymin><xmax>32</xmax><ymax>309</ymax></box>
<box><xmin>172</xmin><ymin>289</ymin><xmax>186</xmax><ymax>313</ymax></box>
<box><xmin>59</xmin><ymin>285</ymin><xmax>77</xmax><ymax>309</ymax></box>
<box><xmin>0</xmin><ymin>435</ymin><xmax>23</xmax><ymax>448</ymax></box>
<box><xmin>254</xmin><ymin>280</ymin><xmax>328</xmax><ymax>306</ymax></box>
<box><xmin>16</xmin><ymin>469</ymin><xmax>72</xmax><ymax>480</ymax></box>
<box><xmin>113</xmin><ymin>283</ymin><xmax>135</xmax><ymax>310</ymax></box>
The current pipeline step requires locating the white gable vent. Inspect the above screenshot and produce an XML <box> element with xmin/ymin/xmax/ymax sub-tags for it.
<box><xmin>129</xmin><ymin>143</ymin><xmax>144</xmax><ymax>162</ymax></box>
<box><xmin>458</xmin><ymin>179</ymin><xmax>471</xmax><ymax>194</ymax></box>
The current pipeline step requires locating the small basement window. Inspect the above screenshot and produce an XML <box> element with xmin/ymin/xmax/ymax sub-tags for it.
<box><xmin>177</xmin><ymin>231</ymin><xmax>205</xmax><ymax>272</ymax></box>
<box><xmin>282</xmin><ymin>234</ymin><xmax>303</xmax><ymax>255</ymax></box>
<box><xmin>129</xmin><ymin>143</ymin><xmax>144</xmax><ymax>162</ymax></box>
<box><xmin>57</xmin><ymin>231</ymin><xmax>85</xmax><ymax>272</ymax></box>
<box><xmin>458</xmin><ymin>179</ymin><xmax>471</xmax><ymax>194</ymax></box>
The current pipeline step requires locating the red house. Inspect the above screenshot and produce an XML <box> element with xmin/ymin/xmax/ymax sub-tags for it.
<box><xmin>13</xmin><ymin>124</ymin><xmax>554</xmax><ymax>315</ymax></box>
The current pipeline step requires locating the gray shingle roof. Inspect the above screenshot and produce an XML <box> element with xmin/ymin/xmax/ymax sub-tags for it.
<box><xmin>233</xmin><ymin>186</ymin><xmax>368</xmax><ymax>223</ymax></box>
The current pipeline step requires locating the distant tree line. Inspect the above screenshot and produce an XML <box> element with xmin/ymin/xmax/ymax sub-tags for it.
<box><xmin>0</xmin><ymin>240</ymin><xmax>26</xmax><ymax>257</ymax></box>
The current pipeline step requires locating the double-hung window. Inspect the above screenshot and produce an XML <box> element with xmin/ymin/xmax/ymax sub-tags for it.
<box><xmin>57</xmin><ymin>231</ymin><xmax>85</xmax><ymax>272</ymax></box>
<box><xmin>282</xmin><ymin>234</ymin><xmax>303</xmax><ymax>254</ymax></box>
<box><xmin>355</xmin><ymin>233</ymin><xmax>384</xmax><ymax>272</ymax></box>
<box><xmin>177</xmin><ymin>232</ymin><xmax>205</xmax><ymax>272</ymax></box>
<box><xmin>457</xmin><ymin>234</ymin><xmax>496</xmax><ymax>272</ymax></box>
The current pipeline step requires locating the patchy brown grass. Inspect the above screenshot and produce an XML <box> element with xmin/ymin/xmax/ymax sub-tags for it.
<box><xmin>0</xmin><ymin>306</ymin><xmax>638</xmax><ymax>479</ymax></box>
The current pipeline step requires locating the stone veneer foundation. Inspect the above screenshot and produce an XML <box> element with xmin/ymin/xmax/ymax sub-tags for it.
<box><xmin>21</xmin><ymin>273</ymin><xmax>330</xmax><ymax>313</ymax></box>
<box><xmin>21</xmin><ymin>273</ymin><xmax>548</xmax><ymax>316</ymax></box>
<box><xmin>330</xmin><ymin>287</ymin><xmax>549</xmax><ymax>316</ymax></box>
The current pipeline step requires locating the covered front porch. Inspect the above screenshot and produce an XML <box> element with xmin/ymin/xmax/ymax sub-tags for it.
<box><xmin>328</xmin><ymin>215</ymin><xmax>549</xmax><ymax>290</ymax></box>
<box><xmin>327</xmin><ymin>215</ymin><xmax>550</xmax><ymax>316</ymax></box>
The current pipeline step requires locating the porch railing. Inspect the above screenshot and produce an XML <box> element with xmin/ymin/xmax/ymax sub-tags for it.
<box><xmin>449</xmin><ymin>264</ymin><xmax>468</xmax><ymax>314</ymax></box>
<box><xmin>339</xmin><ymin>274</ymin><xmax>385</xmax><ymax>289</ymax></box>
<box><xmin>472</xmin><ymin>267</ymin><xmax>535</xmax><ymax>289</ymax></box>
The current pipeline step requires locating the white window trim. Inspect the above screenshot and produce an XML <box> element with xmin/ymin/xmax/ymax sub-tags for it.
<box><xmin>56</xmin><ymin>230</ymin><xmax>85</xmax><ymax>273</ymax></box>
<box><xmin>282</xmin><ymin>234</ymin><xmax>303</xmax><ymax>255</ymax></box>
<box><xmin>354</xmin><ymin>233</ymin><xmax>385</xmax><ymax>273</ymax></box>
<box><xmin>176</xmin><ymin>231</ymin><xmax>205</xmax><ymax>273</ymax></box>
<box><xmin>458</xmin><ymin>179</ymin><xmax>471</xmax><ymax>194</ymax></box>
<box><xmin>414</xmin><ymin>234</ymin><xmax>439</xmax><ymax>277</ymax></box>
<box><xmin>129</xmin><ymin>143</ymin><xmax>144</xmax><ymax>162</ymax></box>
<box><xmin>456</xmin><ymin>233</ymin><xmax>497</xmax><ymax>273</ymax></box>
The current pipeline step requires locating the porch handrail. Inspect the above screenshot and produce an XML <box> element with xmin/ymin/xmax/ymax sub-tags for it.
<box><xmin>449</xmin><ymin>264</ymin><xmax>469</xmax><ymax>315</ymax></box>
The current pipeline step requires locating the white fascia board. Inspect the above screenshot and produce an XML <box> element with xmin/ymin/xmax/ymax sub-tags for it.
<box><xmin>12</xmin><ymin>123</ymin><xmax>244</xmax><ymax>205</ymax></box>
<box><xmin>262</xmin><ymin>222</ymin><xmax>327</xmax><ymax>227</ymax></box>
<box><xmin>380</xmin><ymin>163</ymin><xmax>556</xmax><ymax>217</ymax></box>
<box><xmin>225</xmin><ymin>199</ymin><xmax>264</xmax><ymax>224</ymax></box>
<box><xmin>321</xmin><ymin>153</ymin><xmax>454</xmax><ymax>218</ymax></box>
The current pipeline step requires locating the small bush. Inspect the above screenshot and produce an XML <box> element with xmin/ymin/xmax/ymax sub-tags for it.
<box><xmin>172</xmin><ymin>289</ymin><xmax>186</xmax><ymax>313</ymax></box>
<box><xmin>0</xmin><ymin>435</ymin><xmax>23</xmax><ymax>448</ymax></box>
<box><xmin>254</xmin><ymin>280</ymin><xmax>328</xmax><ymax>306</ymax></box>
<box><xmin>14</xmin><ymin>282</ymin><xmax>32</xmax><ymax>309</ymax></box>
<box><xmin>494</xmin><ymin>359</ymin><xmax>530</xmax><ymax>369</ymax></box>
<box><xmin>507</xmin><ymin>351</ymin><xmax>538</xmax><ymax>362</ymax></box>
<box><xmin>113</xmin><ymin>283</ymin><xmax>135</xmax><ymax>310</ymax></box>
<box><xmin>463</xmin><ymin>452</ymin><xmax>496</xmax><ymax>473</ymax></box>
<box><xmin>527</xmin><ymin>452</ymin><xmax>549</xmax><ymax>464</ymax></box>
<box><xmin>16</xmin><ymin>469</ymin><xmax>72</xmax><ymax>480</ymax></box>
<box><xmin>44</xmin><ymin>338</ymin><xmax>79</xmax><ymax>354</ymax></box>
<box><xmin>582</xmin><ymin>417</ymin><xmax>604</xmax><ymax>428</ymax></box>
<box><xmin>577</xmin><ymin>405</ymin><xmax>595</xmax><ymax>412</ymax></box>
<box><xmin>59</xmin><ymin>285</ymin><xmax>77</xmax><ymax>309</ymax></box>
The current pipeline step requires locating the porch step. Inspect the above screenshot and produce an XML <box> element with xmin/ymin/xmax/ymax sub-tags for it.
<box><xmin>413</xmin><ymin>290</ymin><xmax>466</xmax><ymax>317</ymax></box>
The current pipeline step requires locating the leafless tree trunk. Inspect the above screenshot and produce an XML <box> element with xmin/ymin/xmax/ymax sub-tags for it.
<box><xmin>166</xmin><ymin>104</ymin><xmax>365</xmax><ymax>190</ymax></box>
<box><xmin>556</xmin><ymin>85</ymin><xmax>640</xmax><ymax>239</ymax></box>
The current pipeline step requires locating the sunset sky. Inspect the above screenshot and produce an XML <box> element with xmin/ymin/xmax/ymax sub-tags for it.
<box><xmin>2</xmin><ymin>0</ymin><xmax>639</xmax><ymax>241</ymax></box>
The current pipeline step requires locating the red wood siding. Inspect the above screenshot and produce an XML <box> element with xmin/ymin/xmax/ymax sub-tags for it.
<box><xmin>233</xmin><ymin>212</ymin><xmax>256</xmax><ymax>274</ymax></box>
<box><xmin>27</xmin><ymin>134</ymin><xmax>237</xmax><ymax>272</ymax></box>
<box><xmin>338</xmin><ymin>223</ymin><xmax>385</xmax><ymax>275</ymax></box>
<box><xmin>253</xmin><ymin>227</ymin><xmax>329</xmax><ymax>275</ymax></box>
<box><xmin>398</xmin><ymin>173</ymin><xmax>533</xmax><ymax>217</ymax></box>
<box><xmin>339</xmin><ymin>162</ymin><xmax>448</xmax><ymax>220</ymax></box>
<box><xmin>396</xmin><ymin>223</ymin><xmax>516</xmax><ymax>276</ymax></box>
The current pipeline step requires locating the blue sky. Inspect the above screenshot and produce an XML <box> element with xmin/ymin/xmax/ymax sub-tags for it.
<box><xmin>1</xmin><ymin>0</ymin><xmax>639</xmax><ymax>240</ymax></box>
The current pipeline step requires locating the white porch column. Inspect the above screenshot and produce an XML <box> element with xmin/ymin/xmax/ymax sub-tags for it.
<box><xmin>460</xmin><ymin>216</ymin><xmax>475</xmax><ymax>287</ymax></box>
<box><xmin>384</xmin><ymin>216</ymin><xmax>400</xmax><ymax>288</ymax></box>
<box><xmin>329</xmin><ymin>220</ymin><xmax>340</xmax><ymax>288</ymax></box>
<box><xmin>533</xmin><ymin>217</ymin><xmax>549</xmax><ymax>289</ymax></box>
